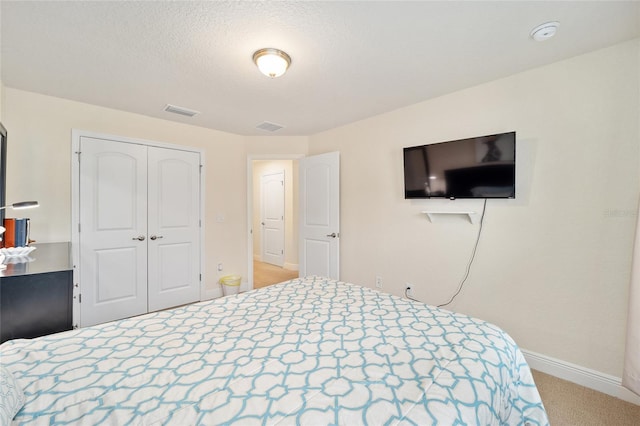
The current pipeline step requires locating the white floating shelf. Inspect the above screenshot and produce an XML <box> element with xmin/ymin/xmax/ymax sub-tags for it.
<box><xmin>421</xmin><ymin>211</ymin><xmax>479</xmax><ymax>224</ymax></box>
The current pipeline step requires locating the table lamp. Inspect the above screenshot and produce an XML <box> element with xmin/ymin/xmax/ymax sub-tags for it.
<box><xmin>0</xmin><ymin>201</ymin><xmax>39</xmax><ymax>210</ymax></box>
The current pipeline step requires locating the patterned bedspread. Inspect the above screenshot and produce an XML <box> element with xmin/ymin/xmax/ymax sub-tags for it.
<box><xmin>1</xmin><ymin>277</ymin><xmax>548</xmax><ymax>425</ymax></box>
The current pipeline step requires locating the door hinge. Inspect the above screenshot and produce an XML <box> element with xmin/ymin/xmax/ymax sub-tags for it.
<box><xmin>78</xmin><ymin>223</ymin><xmax>81</xmax><ymax>232</ymax></box>
<box><xmin>281</xmin><ymin>250</ymin><xmax>284</xmax><ymax>254</ymax></box>
<box><xmin>79</xmin><ymin>294</ymin><xmax>82</xmax><ymax>303</ymax></box>
<box><xmin>199</xmin><ymin>274</ymin><xmax>202</xmax><ymax>281</ymax></box>
<box><xmin>75</xmin><ymin>151</ymin><xmax>81</xmax><ymax>162</ymax></box>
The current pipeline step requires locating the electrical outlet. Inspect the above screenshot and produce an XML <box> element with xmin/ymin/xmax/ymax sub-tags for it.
<box><xmin>406</xmin><ymin>284</ymin><xmax>413</xmax><ymax>298</ymax></box>
<box><xmin>375</xmin><ymin>276</ymin><xmax>383</xmax><ymax>289</ymax></box>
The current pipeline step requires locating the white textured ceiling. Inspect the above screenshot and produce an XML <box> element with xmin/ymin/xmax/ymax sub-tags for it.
<box><xmin>1</xmin><ymin>1</ymin><xmax>639</xmax><ymax>136</ymax></box>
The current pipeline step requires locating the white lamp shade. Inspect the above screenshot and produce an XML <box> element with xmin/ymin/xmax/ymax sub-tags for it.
<box><xmin>253</xmin><ymin>48</ymin><xmax>291</xmax><ymax>78</ymax></box>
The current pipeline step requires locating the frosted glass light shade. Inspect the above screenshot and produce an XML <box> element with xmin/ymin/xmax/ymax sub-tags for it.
<box><xmin>253</xmin><ymin>48</ymin><xmax>291</xmax><ymax>78</ymax></box>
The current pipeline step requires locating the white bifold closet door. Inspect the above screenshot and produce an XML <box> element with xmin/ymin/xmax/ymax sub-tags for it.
<box><xmin>79</xmin><ymin>137</ymin><xmax>200</xmax><ymax>327</ymax></box>
<box><xmin>147</xmin><ymin>147</ymin><xmax>200</xmax><ymax>312</ymax></box>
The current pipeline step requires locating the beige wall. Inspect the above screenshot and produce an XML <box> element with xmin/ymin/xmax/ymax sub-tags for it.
<box><xmin>308</xmin><ymin>39</ymin><xmax>640</xmax><ymax>377</ymax></box>
<box><xmin>252</xmin><ymin>159</ymin><xmax>299</xmax><ymax>269</ymax></box>
<box><xmin>2</xmin><ymin>88</ymin><xmax>307</xmax><ymax>294</ymax></box>
<box><xmin>245</xmin><ymin>136</ymin><xmax>308</xmax><ymax>156</ymax></box>
<box><xmin>0</xmin><ymin>80</ymin><xmax>4</xmax><ymax>120</ymax></box>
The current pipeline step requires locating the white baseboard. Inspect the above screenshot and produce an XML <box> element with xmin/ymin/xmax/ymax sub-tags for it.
<box><xmin>253</xmin><ymin>256</ymin><xmax>298</xmax><ymax>272</ymax></box>
<box><xmin>201</xmin><ymin>285</ymin><xmax>223</xmax><ymax>301</ymax></box>
<box><xmin>522</xmin><ymin>348</ymin><xmax>640</xmax><ymax>406</ymax></box>
<box><xmin>202</xmin><ymin>282</ymin><xmax>250</xmax><ymax>299</ymax></box>
<box><xmin>283</xmin><ymin>262</ymin><xmax>299</xmax><ymax>271</ymax></box>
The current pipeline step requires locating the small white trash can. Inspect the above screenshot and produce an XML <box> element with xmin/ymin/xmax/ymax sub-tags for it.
<box><xmin>220</xmin><ymin>275</ymin><xmax>241</xmax><ymax>296</ymax></box>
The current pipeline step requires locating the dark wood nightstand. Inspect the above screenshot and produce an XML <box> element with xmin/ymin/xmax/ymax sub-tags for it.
<box><xmin>1</xmin><ymin>242</ymin><xmax>73</xmax><ymax>343</ymax></box>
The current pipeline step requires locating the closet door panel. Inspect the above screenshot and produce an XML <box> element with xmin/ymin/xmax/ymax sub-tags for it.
<box><xmin>147</xmin><ymin>147</ymin><xmax>200</xmax><ymax>311</ymax></box>
<box><xmin>79</xmin><ymin>137</ymin><xmax>148</xmax><ymax>327</ymax></box>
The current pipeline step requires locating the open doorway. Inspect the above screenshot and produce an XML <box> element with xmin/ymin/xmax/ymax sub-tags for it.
<box><xmin>249</xmin><ymin>158</ymin><xmax>301</xmax><ymax>289</ymax></box>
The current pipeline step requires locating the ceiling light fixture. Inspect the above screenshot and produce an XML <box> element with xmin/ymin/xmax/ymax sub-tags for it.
<box><xmin>530</xmin><ymin>21</ymin><xmax>560</xmax><ymax>41</ymax></box>
<box><xmin>252</xmin><ymin>48</ymin><xmax>291</xmax><ymax>78</ymax></box>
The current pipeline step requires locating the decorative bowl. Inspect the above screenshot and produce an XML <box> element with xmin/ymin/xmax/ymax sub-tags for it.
<box><xmin>0</xmin><ymin>246</ymin><xmax>37</xmax><ymax>258</ymax></box>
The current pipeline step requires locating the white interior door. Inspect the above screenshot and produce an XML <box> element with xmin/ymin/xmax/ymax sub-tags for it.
<box><xmin>147</xmin><ymin>147</ymin><xmax>201</xmax><ymax>311</ymax></box>
<box><xmin>79</xmin><ymin>137</ymin><xmax>148</xmax><ymax>327</ymax></box>
<box><xmin>261</xmin><ymin>171</ymin><xmax>285</xmax><ymax>267</ymax></box>
<box><xmin>299</xmin><ymin>151</ymin><xmax>340</xmax><ymax>279</ymax></box>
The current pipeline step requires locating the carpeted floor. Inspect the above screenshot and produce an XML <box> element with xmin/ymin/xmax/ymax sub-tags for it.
<box><xmin>532</xmin><ymin>370</ymin><xmax>640</xmax><ymax>425</ymax></box>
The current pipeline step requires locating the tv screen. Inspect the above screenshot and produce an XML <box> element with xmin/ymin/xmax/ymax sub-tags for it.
<box><xmin>404</xmin><ymin>131</ymin><xmax>515</xmax><ymax>199</ymax></box>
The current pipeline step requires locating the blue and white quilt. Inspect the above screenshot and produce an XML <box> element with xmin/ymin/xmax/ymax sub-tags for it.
<box><xmin>1</xmin><ymin>277</ymin><xmax>548</xmax><ymax>425</ymax></box>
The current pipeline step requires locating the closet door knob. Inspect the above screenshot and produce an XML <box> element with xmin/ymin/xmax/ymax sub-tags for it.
<box><xmin>132</xmin><ymin>235</ymin><xmax>145</xmax><ymax>241</ymax></box>
<box><xmin>150</xmin><ymin>235</ymin><xmax>163</xmax><ymax>240</ymax></box>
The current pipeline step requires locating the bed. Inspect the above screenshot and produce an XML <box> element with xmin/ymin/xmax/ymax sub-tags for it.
<box><xmin>0</xmin><ymin>277</ymin><xmax>548</xmax><ymax>425</ymax></box>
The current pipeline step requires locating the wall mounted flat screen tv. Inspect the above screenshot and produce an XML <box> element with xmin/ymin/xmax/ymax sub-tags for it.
<box><xmin>404</xmin><ymin>131</ymin><xmax>515</xmax><ymax>199</ymax></box>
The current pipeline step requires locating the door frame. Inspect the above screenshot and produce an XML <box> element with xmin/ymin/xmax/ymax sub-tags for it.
<box><xmin>247</xmin><ymin>154</ymin><xmax>304</xmax><ymax>290</ymax></box>
<box><xmin>71</xmin><ymin>129</ymin><xmax>205</xmax><ymax>328</ymax></box>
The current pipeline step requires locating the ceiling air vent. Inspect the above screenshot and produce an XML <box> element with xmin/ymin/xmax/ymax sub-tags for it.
<box><xmin>163</xmin><ymin>104</ymin><xmax>200</xmax><ymax>117</ymax></box>
<box><xmin>256</xmin><ymin>121</ymin><xmax>284</xmax><ymax>132</ymax></box>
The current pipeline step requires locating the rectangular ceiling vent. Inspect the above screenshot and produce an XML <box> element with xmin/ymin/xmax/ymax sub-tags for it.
<box><xmin>164</xmin><ymin>104</ymin><xmax>200</xmax><ymax>117</ymax></box>
<box><xmin>256</xmin><ymin>121</ymin><xmax>284</xmax><ymax>132</ymax></box>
